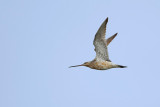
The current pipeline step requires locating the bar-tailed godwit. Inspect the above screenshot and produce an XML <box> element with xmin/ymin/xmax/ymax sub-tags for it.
<box><xmin>70</xmin><ymin>18</ymin><xmax>127</xmax><ymax>70</ymax></box>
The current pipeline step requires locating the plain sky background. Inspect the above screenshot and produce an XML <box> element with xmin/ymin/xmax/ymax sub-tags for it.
<box><xmin>1</xmin><ymin>0</ymin><xmax>160</xmax><ymax>107</ymax></box>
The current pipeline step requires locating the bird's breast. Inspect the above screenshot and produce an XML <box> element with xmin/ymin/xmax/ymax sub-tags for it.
<box><xmin>89</xmin><ymin>61</ymin><xmax>113</xmax><ymax>70</ymax></box>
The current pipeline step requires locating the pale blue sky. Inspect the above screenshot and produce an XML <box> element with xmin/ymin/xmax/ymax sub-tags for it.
<box><xmin>1</xmin><ymin>0</ymin><xmax>160</xmax><ymax>107</ymax></box>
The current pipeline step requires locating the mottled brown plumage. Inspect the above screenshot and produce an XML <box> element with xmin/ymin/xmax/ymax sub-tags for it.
<box><xmin>69</xmin><ymin>18</ymin><xmax>127</xmax><ymax>70</ymax></box>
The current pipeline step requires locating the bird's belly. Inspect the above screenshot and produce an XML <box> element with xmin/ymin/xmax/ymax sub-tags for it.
<box><xmin>90</xmin><ymin>61</ymin><xmax>112</xmax><ymax>70</ymax></box>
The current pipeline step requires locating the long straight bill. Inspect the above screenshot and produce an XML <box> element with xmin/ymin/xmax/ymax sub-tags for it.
<box><xmin>69</xmin><ymin>64</ymin><xmax>83</xmax><ymax>68</ymax></box>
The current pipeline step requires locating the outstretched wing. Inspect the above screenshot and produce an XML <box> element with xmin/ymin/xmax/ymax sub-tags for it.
<box><xmin>106</xmin><ymin>33</ymin><xmax>117</xmax><ymax>46</ymax></box>
<box><xmin>93</xmin><ymin>18</ymin><xmax>110</xmax><ymax>61</ymax></box>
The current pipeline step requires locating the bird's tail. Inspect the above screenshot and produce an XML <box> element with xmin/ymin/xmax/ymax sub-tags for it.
<box><xmin>117</xmin><ymin>65</ymin><xmax>127</xmax><ymax>68</ymax></box>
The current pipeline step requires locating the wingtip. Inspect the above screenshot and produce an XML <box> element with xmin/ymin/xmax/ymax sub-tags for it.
<box><xmin>106</xmin><ymin>32</ymin><xmax>118</xmax><ymax>46</ymax></box>
<box><xmin>106</xmin><ymin>17</ymin><xmax>108</xmax><ymax>22</ymax></box>
<box><xmin>114</xmin><ymin>33</ymin><xmax>118</xmax><ymax>37</ymax></box>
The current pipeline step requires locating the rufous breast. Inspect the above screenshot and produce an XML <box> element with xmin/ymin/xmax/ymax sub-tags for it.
<box><xmin>88</xmin><ymin>60</ymin><xmax>113</xmax><ymax>70</ymax></box>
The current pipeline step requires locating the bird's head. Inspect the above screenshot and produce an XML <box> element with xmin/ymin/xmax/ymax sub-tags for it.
<box><xmin>83</xmin><ymin>62</ymin><xmax>90</xmax><ymax>67</ymax></box>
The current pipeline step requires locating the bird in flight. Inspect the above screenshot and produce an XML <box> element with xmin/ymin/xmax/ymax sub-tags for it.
<box><xmin>70</xmin><ymin>18</ymin><xmax>127</xmax><ymax>70</ymax></box>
